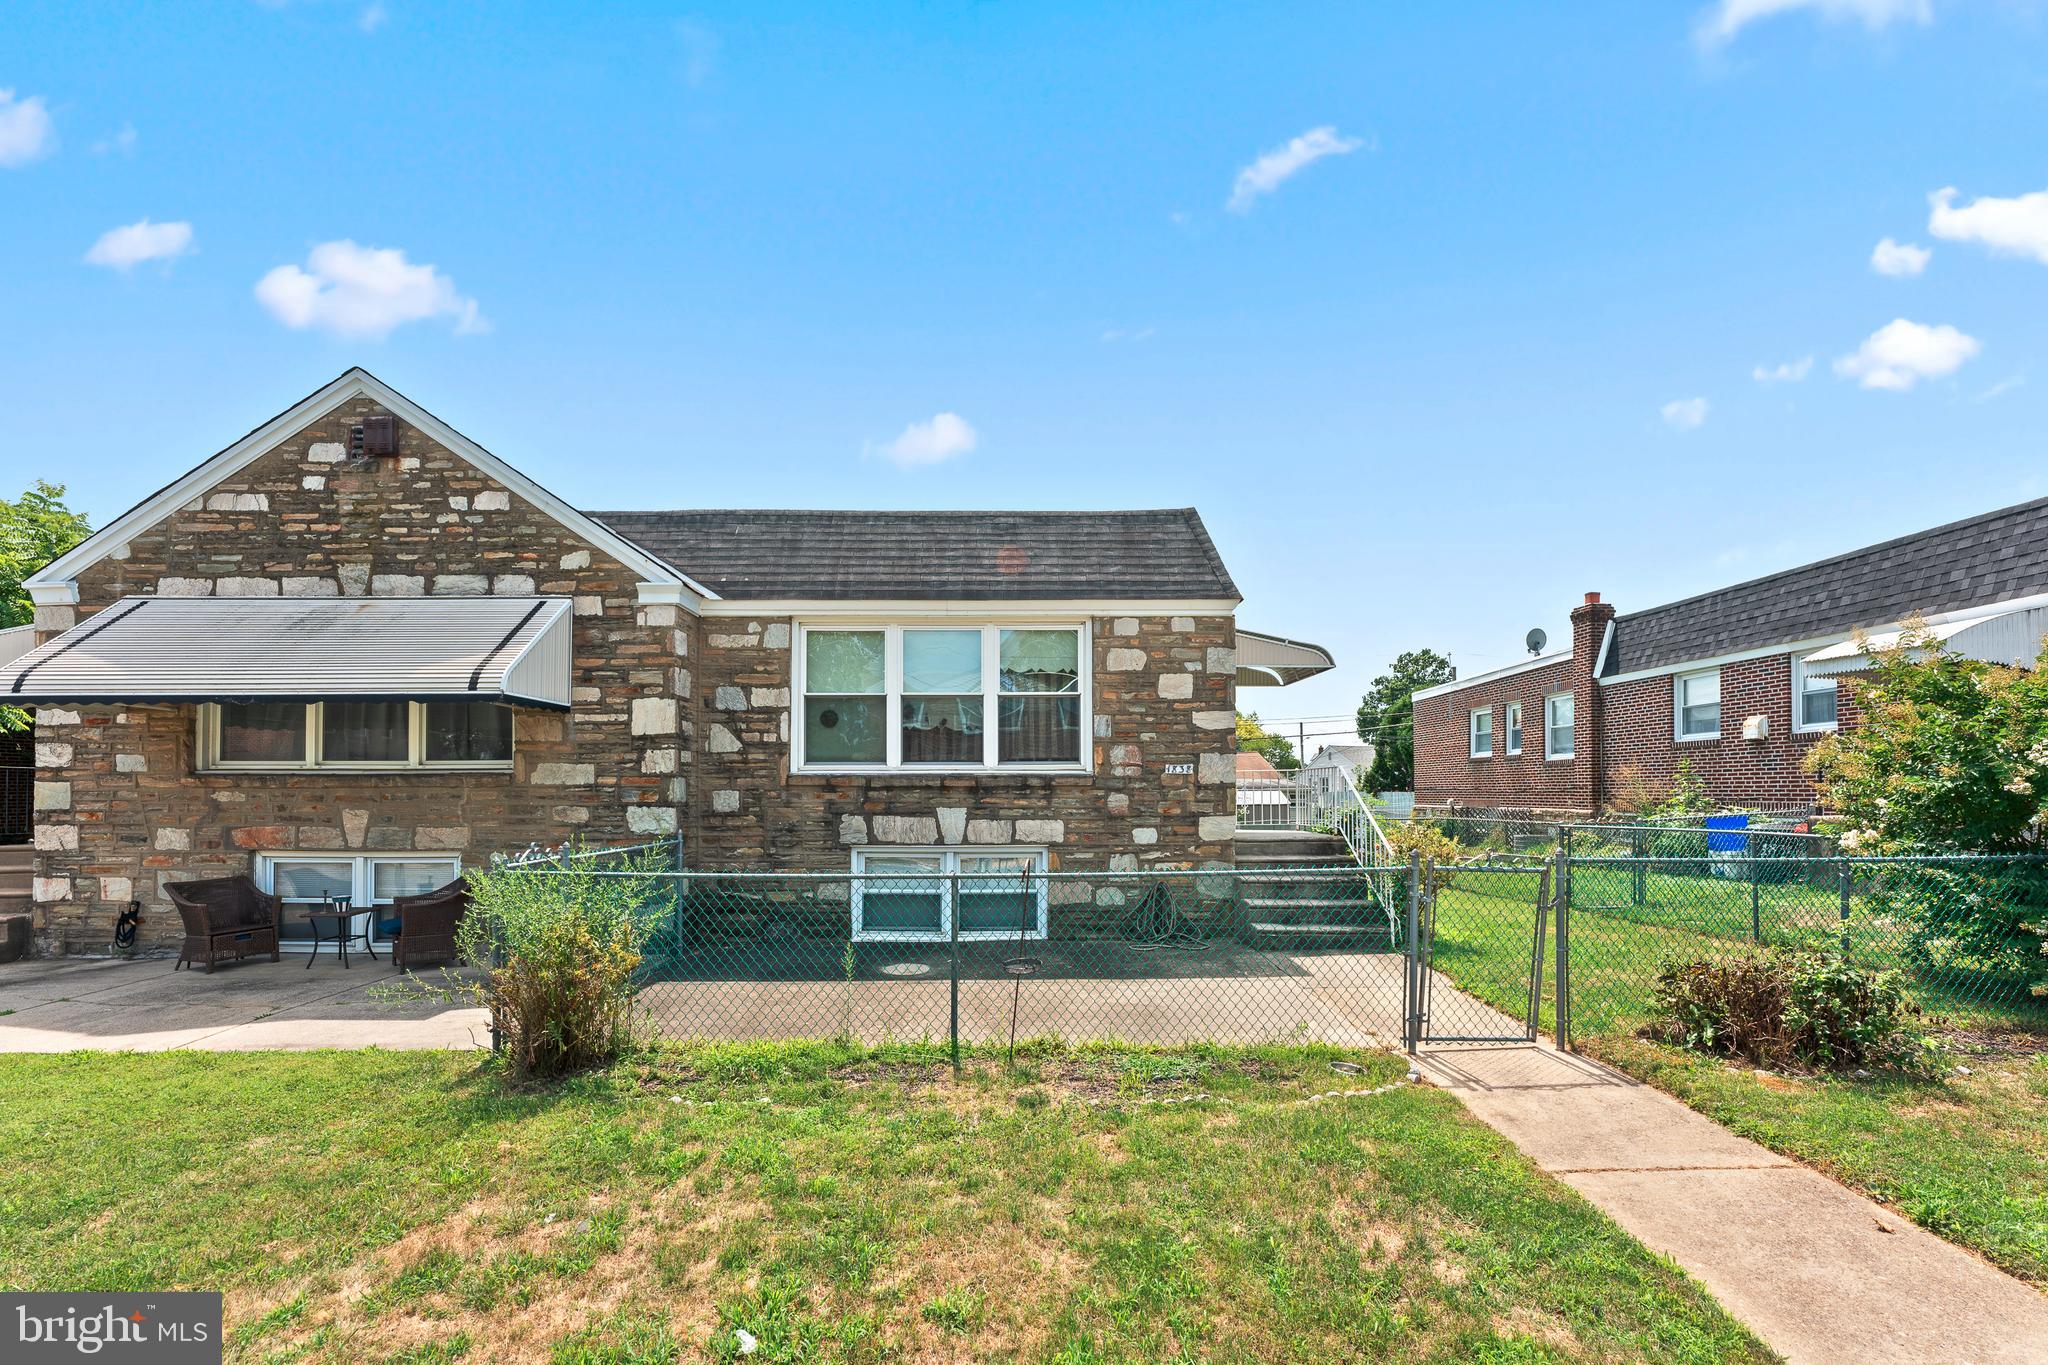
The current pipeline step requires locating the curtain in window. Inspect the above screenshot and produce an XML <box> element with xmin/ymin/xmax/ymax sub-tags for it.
<box><xmin>322</xmin><ymin>701</ymin><xmax>410</xmax><ymax>763</ymax></box>
<box><xmin>219</xmin><ymin>702</ymin><xmax>306</xmax><ymax>763</ymax></box>
<box><xmin>424</xmin><ymin>701</ymin><xmax>513</xmax><ymax>762</ymax></box>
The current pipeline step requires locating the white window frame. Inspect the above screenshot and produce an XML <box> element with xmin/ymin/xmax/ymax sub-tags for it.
<box><xmin>198</xmin><ymin>701</ymin><xmax>515</xmax><ymax>773</ymax></box>
<box><xmin>255</xmin><ymin>852</ymin><xmax>463</xmax><ymax>951</ymax></box>
<box><xmin>1504</xmin><ymin>702</ymin><xmax>1523</xmax><ymax>755</ymax></box>
<box><xmin>1468</xmin><ymin>706</ymin><xmax>1493</xmax><ymax>758</ymax></box>
<box><xmin>1792</xmin><ymin>657</ymin><xmax>1839</xmax><ymax>734</ymax></box>
<box><xmin>849</xmin><ymin>847</ymin><xmax>1049</xmax><ymax>942</ymax></box>
<box><xmin>792</xmin><ymin>622</ymin><xmax>1092</xmax><ymax>774</ymax></box>
<box><xmin>1674</xmin><ymin>668</ymin><xmax>1722</xmax><ymax>742</ymax></box>
<box><xmin>1545</xmin><ymin>691</ymin><xmax>1575</xmax><ymax>760</ymax></box>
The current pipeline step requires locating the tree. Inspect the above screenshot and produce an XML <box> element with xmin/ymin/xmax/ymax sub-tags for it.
<box><xmin>1</xmin><ymin>481</ymin><xmax>90</xmax><ymax>630</ymax></box>
<box><xmin>1806</xmin><ymin>624</ymin><xmax>2048</xmax><ymax>997</ymax></box>
<box><xmin>1235</xmin><ymin>712</ymin><xmax>1299</xmax><ymax>771</ymax></box>
<box><xmin>1</xmin><ymin>482</ymin><xmax>90</xmax><ymax>732</ymax></box>
<box><xmin>1355</xmin><ymin>648</ymin><xmax>1456</xmax><ymax>793</ymax></box>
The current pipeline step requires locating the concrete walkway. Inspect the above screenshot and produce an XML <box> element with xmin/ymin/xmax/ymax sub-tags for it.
<box><xmin>0</xmin><ymin>954</ymin><xmax>489</xmax><ymax>1051</ymax></box>
<box><xmin>1417</xmin><ymin>1042</ymin><xmax>2048</xmax><ymax>1365</ymax></box>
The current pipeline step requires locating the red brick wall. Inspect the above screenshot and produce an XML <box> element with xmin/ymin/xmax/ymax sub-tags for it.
<box><xmin>1596</xmin><ymin>654</ymin><xmax>1860</xmax><ymax>809</ymax></box>
<box><xmin>1412</xmin><ymin>657</ymin><xmax>1591</xmax><ymax>812</ymax></box>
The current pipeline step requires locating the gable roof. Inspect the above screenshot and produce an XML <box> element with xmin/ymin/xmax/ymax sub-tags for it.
<box><xmin>25</xmin><ymin>369</ymin><xmax>710</xmax><ymax>609</ymax></box>
<box><xmin>586</xmin><ymin>508</ymin><xmax>1240</xmax><ymax>602</ymax></box>
<box><xmin>1604</xmin><ymin>496</ymin><xmax>2048</xmax><ymax>676</ymax></box>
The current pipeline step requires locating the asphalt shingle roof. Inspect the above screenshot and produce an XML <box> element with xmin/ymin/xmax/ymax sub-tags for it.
<box><xmin>1605</xmin><ymin>496</ymin><xmax>2048</xmax><ymax>675</ymax></box>
<box><xmin>583</xmin><ymin>508</ymin><xmax>1239</xmax><ymax>602</ymax></box>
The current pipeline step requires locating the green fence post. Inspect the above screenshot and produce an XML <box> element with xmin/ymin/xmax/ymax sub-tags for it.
<box><xmin>1554</xmin><ymin>846</ymin><xmax>1572</xmax><ymax>1052</ymax></box>
<box><xmin>1838</xmin><ymin>858</ymin><xmax>1853</xmax><ymax>956</ymax></box>
<box><xmin>949</xmin><ymin>869</ymin><xmax>961</xmax><ymax>1075</ymax></box>
<box><xmin>1404</xmin><ymin>853</ymin><xmax>1422</xmax><ymax>1053</ymax></box>
<box><xmin>1751</xmin><ymin>855</ymin><xmax>1762</xmax><ymax>944</ymax></box>
<box><xmin>1633</xmin><ymin>827</ymin><xmax>1647</xmax><ymax>906</ymax></box>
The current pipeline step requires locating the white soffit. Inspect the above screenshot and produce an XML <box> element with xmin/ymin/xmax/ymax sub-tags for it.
<box><xmin>3</xmin><ymin>597</ymin><xmax>573</xmax><ymax>709</ymax></box>
<box><xmin>1237</xmin><ymin>629</ymin><xmax>1335</xmax><ymax>687</ymax></box>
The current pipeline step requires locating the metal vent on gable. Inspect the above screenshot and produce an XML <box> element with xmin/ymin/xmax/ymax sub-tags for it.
<box><xmin>349</xmin><ymin>414</ymin><xmax>400</xmax><ymax>461</ymax></box>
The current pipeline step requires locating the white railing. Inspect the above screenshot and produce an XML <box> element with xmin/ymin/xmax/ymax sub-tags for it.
<box><xmin>1237</xmin><ymin>771</ymin><xmax>1394</xmax><ymax>851</ymax></box>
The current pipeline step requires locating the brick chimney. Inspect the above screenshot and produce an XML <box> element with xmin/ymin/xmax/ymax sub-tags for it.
<box><xmin>1566</xmin><ymin>592</ymin><xmax>1616</xmax><ymax>813</ymax></box>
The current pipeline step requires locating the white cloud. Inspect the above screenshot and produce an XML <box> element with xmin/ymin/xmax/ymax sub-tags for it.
<box><xmin>1927</xmin><ymin>185</ymin><xmax>2048</xmax><ymax>265</ymax></box>
<box><xmin>84</xmin><ymin>219</ymin><xmax>194</xmax><ymax>270</ymax></box>
<box><xmin>1973</xmin><ymin>375</ymin><xmax>2025</xmax><ymax>403</ymax></box>
<box><xmin>1752</xmin><ymin>356</ymin><xmax>1813</xmax><ymax>383</ymax></box>
<box><xmin>91</xmin><ymin>123</ymin><xmax>137</xmax><ymax>156</ymax></box>
<box><xmin>1834</xmin><ymin>318</ymin><xmax>1979</xmax><ymax>390</ymax></box>
<box><xmin>1100</xmin><ymin>326</ymin><xmax>1156</xmax><ymax>344</ymax></box>
<box><xmin>873</xmin><ymin>412</ymin><xmax>978</xmax><ymax>469</ymax></box>
<box><xmin>255</xmin><ymin>240</ymin><xmax>486</xmax><ymax>339</ymax></box>
<box><xmin>1226</xmin><ymin>126</ymin><xmax>1364</xmax><ymax>214</ymax></box>
<box><xmin>1696</xmin><ymin>0</ymin><xmax>1931</xmax><ymax>49</ymax></box>
<box><xmin>1661</xmin><ymin>397</ymin><xmax>1710</xmax><ymax>430</ymax></box>
<box><xmin>1869</xmin><ymin>237</ymin><xmax>1930</xmax><ymax>276</ymax></box>
<box><xmin>0</xmin><ymin>89</ymin><xmax>54</xmax><ymax>167</ymax></box>
<box><xmin>676</xmin><ymin>20</ymin><xmax>718</xmax><ymax>87</ymax></box>
<box><xmin>358</xmin><ymin>2</ymin><xmax>387</xmax><ymax>33</ymax></box>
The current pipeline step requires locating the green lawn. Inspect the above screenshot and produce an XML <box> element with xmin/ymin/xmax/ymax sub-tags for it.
<box><xmin>0</xmin><ymin>1043</ymin><xmax>1771</xmax><ymax>1364</ymax></box>
<box><xmin>1423</xmin><ymin>865</ymin><xmax>2048</xmax><ymax>1289</ymax></box>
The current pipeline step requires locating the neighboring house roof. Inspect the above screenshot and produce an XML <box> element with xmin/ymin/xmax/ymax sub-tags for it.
<box><xmin>1307</xmin><ymin>744</ymin><xmax>1373</xmax><ymax>769</ymax></box>
<box><xmin>1235</xmin><ymin>752</ymin><xmax>1283</xmax><ymax>782</ymax></box>
<box><xmin>1604</xmin><ymin>496</ymin><xmax>2048</xmax><ymax>676</ymax></box>
<box><xmin>586</xmin><ymin>508</ymin><xmax>1240</xmax><ymax>602</ymax></box>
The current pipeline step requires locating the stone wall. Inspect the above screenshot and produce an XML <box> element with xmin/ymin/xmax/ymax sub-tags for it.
<box><xmin>689</xmin><ymin>614</ymin><xmax>1239</xmax><ymax>870</ymax></box>
<box><xmin>29</xmin><ymin>394</ymin><xmax>690</xmax><ymax>954</ymax></box>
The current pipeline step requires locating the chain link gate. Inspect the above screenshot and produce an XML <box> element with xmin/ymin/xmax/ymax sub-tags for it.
<box><xmin>1403</xmin><ymin>856</ymin><xmax>1556</xmax><ymax>1049</ymax></box>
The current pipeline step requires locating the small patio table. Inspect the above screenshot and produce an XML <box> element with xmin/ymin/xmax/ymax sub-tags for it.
<box><xmin>303</xmin><ymin>896</ymin><xmax>378</xmax><ymax>969</ymax></box>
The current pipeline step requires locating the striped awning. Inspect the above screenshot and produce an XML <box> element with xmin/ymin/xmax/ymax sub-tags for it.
<box><xmin>1800</xmin><ymin>604</ymin><xmax>2048</xmax><ymax>678</ymax></box>
<box><xmin>1236</xmin><ymin>629</ymin><xmax>1335</xmax><ymax>687</ymax></box>
<box><xmin>2</xmin><ymin>596</ymin><xmax>574</xmax><ymax>709</ymax></box>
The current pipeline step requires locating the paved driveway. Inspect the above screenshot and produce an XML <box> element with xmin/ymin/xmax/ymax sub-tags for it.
<box><xmin>0</xmin><ymin>954</ymin><xmax>490</xmax><ymax>1051</ymax></box>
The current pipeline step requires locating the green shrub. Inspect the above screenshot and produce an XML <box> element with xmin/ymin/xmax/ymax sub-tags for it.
<box><xmin>457</xmin><ymin>847</ymin><xmax>670</xmax><ymax>1077</ymax></box>
<box><xmin>1646</xmin><ymin>949</ymin><xmax>1930</xmax><ymax>1071</ymax></box>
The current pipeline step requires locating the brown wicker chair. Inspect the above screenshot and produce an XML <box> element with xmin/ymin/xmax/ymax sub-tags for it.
<box><xmin>165</xmin><ymin>875</ymin><xmax>282</xmax><ymax>973</ymax></box>
<box><xmin>377</xmin><ymin>880</ymin><xmax>470</xmax><ymax>970</ymax></box>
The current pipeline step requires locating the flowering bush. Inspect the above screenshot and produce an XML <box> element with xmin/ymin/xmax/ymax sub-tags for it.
<box><xmin>1806</xmin><ymin>621</ymin><xmax>2048</xmax><ymax>995</ymax></box>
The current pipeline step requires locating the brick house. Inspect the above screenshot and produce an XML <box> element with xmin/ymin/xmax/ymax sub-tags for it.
<box><xmin>1413</xmin><ymin>498</ymin><xmax>2048</xmax><ymax>814</ymax></box>
<box><xmin>5</xmin><ymin>370</ymin><xmax>1332</xmax><ymax>955</ymax></box>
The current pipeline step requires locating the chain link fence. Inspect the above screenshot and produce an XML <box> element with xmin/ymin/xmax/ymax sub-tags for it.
<box><xmin>1552</xmin><ymin>850</ymin><xmax>2046</xmax><ymax>1041</ymax></box>
<box><xmin>498</xmin><ymin>831</ymin><xmax>2046</xmax><ymax>1056</ymax></box>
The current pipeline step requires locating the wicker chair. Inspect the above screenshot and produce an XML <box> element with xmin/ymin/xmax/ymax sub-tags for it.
<box><xmin>376</xmin><ymin>880</ymin><xmax>470</xmax><ymax>970</ymax></box>
<box><xmin>165</xmin><ymin>875</ymin><xmax>282</xmax><ymax>973</ymax></box>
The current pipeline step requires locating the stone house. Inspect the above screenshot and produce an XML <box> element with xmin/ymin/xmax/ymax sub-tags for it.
<box><xmin>1412</xmin><ymin>498</ymin><xmax>2048</xmax><ymax>814</ymax></box>
<box><xmin>7</xmin><ymin>369</ymin><xmax>1331</xmax><ymax>955</ymax></box>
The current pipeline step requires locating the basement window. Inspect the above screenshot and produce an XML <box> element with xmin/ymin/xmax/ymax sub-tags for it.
<box><xmin>850</xmin><ymin>847</ymin><xmax>1048</xmax><ymax>941</ymax></box>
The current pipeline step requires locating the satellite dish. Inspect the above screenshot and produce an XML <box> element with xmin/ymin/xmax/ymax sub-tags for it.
<box><xmin>1525</xmin><ymin>628</ymin><xmax>1548</xmax><ymax>656</ymax></box>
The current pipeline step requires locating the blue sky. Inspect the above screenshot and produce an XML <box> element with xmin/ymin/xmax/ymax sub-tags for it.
<box><xmin>5</xmin><ymin>1</ymin><xmax>2047</xmax><ymax>753</ymax></box>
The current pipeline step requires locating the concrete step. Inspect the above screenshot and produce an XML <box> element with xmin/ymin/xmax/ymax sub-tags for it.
<box><xmin>1242</xmin><ymin>897</ymin><xmax>1374</xmax><ymax>912</ymax></box>
<box><xmin>0</xmin><ymin>844</ymin><xmax>32</xmax><ymax>872</ymax></box>
<box><xmin>1247</xmin><ymin>921</ymin><xmax>1393</xmax><ymax>946</ymax></box>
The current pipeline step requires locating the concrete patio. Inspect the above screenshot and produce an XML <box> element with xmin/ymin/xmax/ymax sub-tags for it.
<box><xmin>0</xmin><ymin>954</ymin><xmax>490</xmax><ymax>1052</ymax></box>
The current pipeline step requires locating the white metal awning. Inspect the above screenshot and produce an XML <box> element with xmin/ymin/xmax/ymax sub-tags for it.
<box><xmin>1</xmin><ymin>596</ymin><xmax>574</xmax><ymax>709</ymax></box>
<box><xmin>1236</xmin><ymin>629</ymin><xmax>1335</xmax><ymax>687</ymax></box>
<box><xmin>1801</xmin><ymin>605</ymin><xmax>2048</xmax><ymax>678</ymax></box>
